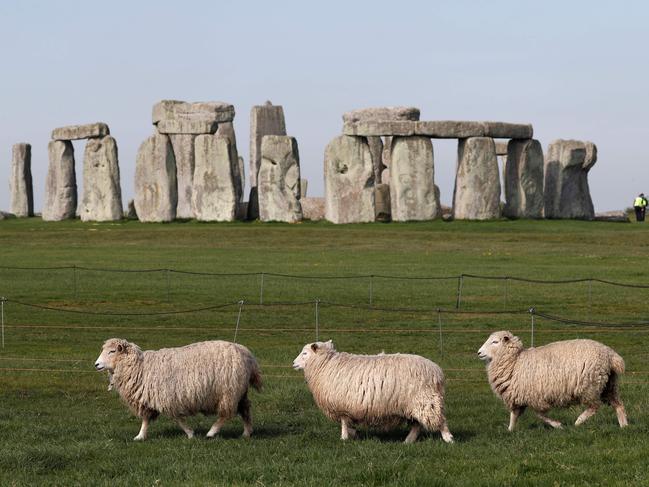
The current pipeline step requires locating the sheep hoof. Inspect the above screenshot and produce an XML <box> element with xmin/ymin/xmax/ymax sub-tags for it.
<box><xmin>186</xmin><ymin>432</ymin><xmax>195</xmax><ymax>439</ymax></box>
<box><xmin>442</xmin><ymin>433</ymin><xmax>454</xmax><ymax>444</ymax></box>
<box><xmin>133</xmin><ymin>435</ymin><xmax>146</xmax><ymax>441</ymax></box>
<box><xmin>206</xmin><ymin>432</ymin><xmax>218</xmax><ymax>439</ymax></box>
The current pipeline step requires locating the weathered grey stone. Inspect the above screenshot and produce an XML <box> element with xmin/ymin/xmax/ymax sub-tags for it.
<box><xmin>382</xmin><ymin>136</ymin><xmax>393</xmax><ymax>167</ymax></box>
<box><xmin>375</xmin><ymin>183</ymin><xmax>391</xmax><ymax>222</ymax></box>
<box><xmin>367</xmin><ymin>136</ymin><xmax>385</xmax><ymax>184</ymax></box>
<box><xmin>236</xmin><ymin>201</ymin><xmax>249</xmax><ymax>221</ymax></box>
<box><xmin>0</xmin><ymin>211</ymin><xmax>16</xmax><ymax>220</ymax></box>
<box><xmin>324</xmin><ymin>135</ymin><xmax>375</xmax><ymax>224</ymax></box>
<box><xmin>258</xmin><ymin>135</ymin><xmax>302</xmax><ymax>223</ymax></box>
<box><xmin>342</xmin><ymin>107</ymin><xmax>420</xmax><ymax>123</ymax></box>
<box><xmin>381</xmin><ymin>168</ymin><xmax>390</xmax><ymax>185</ymax></box>
<box><xmin>192</xmin><ymin>135</ymin><xmax>237</xmax><ymax>222</ymax></box>
<box><xmin>453</xmin><ymin>137</ymin><xmax>501</xmax><ymax>220</ymax></box>
<box><xmin>126</xmin><ymin>199</ymin><xmax>137</xmax><ymax>219</ymax></box>
<box><xmin>343</xmin><ymin>120</ymin><xmax>534</xmax><ymax>139</ymax></box>
<box><xmin>300</xmin><ymin>179</ymin><xmax>308</xmax><ymax>198</ymax></box>
<box><xmin>156</xmin><ymin>120</ymin><xmax>218</xmax><ymax>135</ymax></box>
<box><xmin>237</xmin><ymin>156</ymin><xmax>245</xmax><ymax>205</ymax></box>
<box><xmin>390</xmin><ymin>136</ymin><xmax>440</xmax><ymax>221</ymax></box>
<box><xmin>301</xmin><ymin>197</ymin><xmax>325</xmax><ymax>221</ymax></box>
<box><xmin>43</xmin><ymin>140</ymin><xmax>77</xmax><ymax>221</ymax></box>
<box><xmin>503</xmin><ymin>139</ymin><xmax>544</xmax><ymax>219</ymax></box>
<box><xmin>594</xmin><ymin>210</ymin><xmax>629</xmax><ymax>222</ymax></box>
<box><xmin>10</xmin><ymin>143</ymin><xmax>33</xmax><ymax>217</ymax></box>
<box><xmin>152</xmin><ymin>100</ymin><xmax>235</xmax><ymax>124</ymax></box>
<box><xmin>495</xmin><ymin>141</ymin><xmax>508</xmax><ymax>156</ymax></box>
<box><xmin>544</xmin><ymin>139</ymin><xmax>596</xmax><ymax>220</ymax></box>
<box><xmin>169</xmin><ymin>134</ymin><xmax>196</xmax><ymax>219</ymax></box>
<box><xmin>249</xmin><ymin>102</ymin><xmax>286</xmax><ymax>188</ymax></box>
<box><xmin>134</xmin><ymin>134</ymin><xmax>177</xmax><ymax>222</ymax></box>
<box><xmin>80</xmin><ymin>136</ymin><xmax>123</xmax><ymax>222</ymax></box>
<box><xmin>216</xmin><ymin>122</ymin><xmax>243</xmax><ymax>203</ymax></box>
<box><xmin>51</xmin><ymin>123</ymin><xmax>110</xmax><ymax>141</ymax></box>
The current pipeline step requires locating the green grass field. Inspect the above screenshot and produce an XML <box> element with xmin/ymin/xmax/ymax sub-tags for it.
<box><xmin>1</xmin><ymin>218</ymin><xmax>649</xmax><ymax>486</ymax></box>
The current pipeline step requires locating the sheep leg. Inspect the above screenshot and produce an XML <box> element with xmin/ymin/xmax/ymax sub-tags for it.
<box><xmin>508</xmin><ymin>407</ymin><xmax>525</xmax><ymax>431</ymax></box>
<box><xmin>206</xmin><ymin>417</ymin><xmax>227</xmax><ymax>438</ymax></box>
<box><xmin>535</xmin><ymin>411</ymin><xmax>563</xmax><ymax>429</ymax></box>
<box><xmin>575</xmin><ymin>405</ymin><xmax>599</xmax><ymax>426</ymax></box>
<box><xmin>439</xmin><ymin>421</ymin><xmax>454</xmax><ymax>443</ymax></box>
<box><xmin>404</xmin><ymin>423</ymin><xmax>421</xmax><ymax>444</ymax></box>
<box><xmin>611</xmin><ymin>400</ymin><xmax>628</xmax><ymax>428</ymax></box>
<box><xmin>340</xmin><ymin>418</ymin><xmax>356</xmax><ymax>440</ymax></box>
<box><xmin>238</xmin><ymin>394</ymin><xmax>253</xmax><ymax>438</ymax></box>
<box><xmin>134</xmin><ymin>417</ymin><xmax>149</xmax><ymax>441</ymax></box>
<box><xmin>176</xmin><ymin>419</ymin><xmax>195</xmax><ymax>438</ymax></box>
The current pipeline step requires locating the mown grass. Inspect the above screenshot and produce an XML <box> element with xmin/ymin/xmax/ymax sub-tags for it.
<box><xmin>1</xmin><ymin>218</ymin><xmax>649</xmax><ymax>486</ymax></box>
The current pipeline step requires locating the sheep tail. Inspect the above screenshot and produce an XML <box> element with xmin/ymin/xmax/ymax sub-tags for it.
<box><xmin>610</xmin><ymin>351</ymin><xmax>625</xmax><ymax>375</ymax></box>
<box><xmin>249</xmin><ymin>362</ymin><xmax>263</xmax><ymax>392</ymax></box>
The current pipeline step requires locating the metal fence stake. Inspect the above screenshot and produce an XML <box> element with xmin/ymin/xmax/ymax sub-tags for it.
<box><xmin>166</xmin><ymin>269</ymin><xmax>171</xmax><ymax>303</ymax></box>
<box><xmin>369</xmin><ymin>275</ymin><xmax>373</xmax><ymax>307</ymax></box>
<box><xmin>315</xmin><ymin>299</ymin><xmax>320</xmax><ymax>341</ymax></box>
<box><xmin>588</xmin><ymin>279</ymin><xmax>593</xmax><ymax>322</ymax></box>
<box><xmin>72</xmin><ymin>265</ymin><xmax>78</xmax><ymax>300</ymax></box>
<box><xmin>234</xmin><ymin>300</ymin><xmax>244</xmax><ymax>343</ymax></box>
<box><xmin>455</xmin><ymin>275</ymin><xmax>464</xmax><ymax>309</ymax></box>
<box><xmin>1</xmin><ymin>297</ymin><xmax>5</xmax><ymax>348</ymax></box>
<box><xmin>503</xmin><ymin>277</ymin><xmax>508</xmax><ymax>310</ymax></box>
<box><xmin>259</xmin><ymin>273</ymin><xmax>265</xmax><ymax>305</ymax></box>
<box><xmin>529</xmin><ymin>307</ymin><xmax>535</xmax><ymax>347</ymax></box>
<box><xmin>437</xmin><ymin>309</ymin><xmax>443</xmax><ymax>359</ymax></box>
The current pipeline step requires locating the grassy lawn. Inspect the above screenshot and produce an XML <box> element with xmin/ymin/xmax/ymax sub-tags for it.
<box><xmin>1</xmin><ymin>218</ymin><xmax>648</xmax><ymax>486</ymax></box>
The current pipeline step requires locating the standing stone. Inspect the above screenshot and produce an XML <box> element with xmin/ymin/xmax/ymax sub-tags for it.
<box><xmin>10</xmin><ymin>143</ymin><xmax>33</xmax><ymax>217</ymax></box>
<box><xmin>324</xmin><ymin>135</ymin><xmax>375</xmax><ymax>224</ymax></box>
<box><xmin>367</xmin><ymin>136</ymin><xmax>384</xmax><ymax>185</ymax></box>
<box><xmin>390</xmin><ymin>136</ymin><xmax>440</xmax><ymax>221</ymax></box>
<box><xmin>301</xmin><ymin>197</ymin><xmax>325</xmax><ymax>221</ymax></box>
<box><xmin>80</xmin><ymin>136</ymin><xmax>123</xmax><ymax>222</ymax></box>
<box><xmin>169</xmin><ymin>134</ymin><xmax>196</xmax><ymax>219</ymax></box>
<box><xmin>544</xmin><ymin>139</ymin><xmax>596</xmax><ymax>219</ymax></box>
<box><xmin>300</xmin><ymin>179</ymin><xmax>308</xmax><ymax>198</ymax></box>
<box><xmin>248</xmin><ymin>102</ymin><xmax>286</xmax><ymax>219</ymax></box>
<box><xmin>258</xmin><ymin>135</ymin><xmax>302</xmax><ymax>223</ymax></box>
<box><xmin>503</xmin><ymin>139</ymin><xmax>544</xmax><ymax>219</ymax></box>
<box><xmin>43</xmin><ymin>140</ymin><xmax>77</xmax><ymax>221</ymax></box>
<box><xmin>216</xmin><ymin>122</ymin><xmax>244</xmax><ymax>204</ymax></box>
<box><xmin>453</xmin><ymin>137</ymin><xmax>501</xmax><ymax>220</ymax></box>
<box><xmin>375</xmin><ymin>183</ymin><xmax>391</xmax><ymax>222</ymax></box>
<box><xmin>192</xmin><ymin>135</ymin><xmax>237</xmax><ymax>222</ymax></box>
<box><xmin>134</xmin><ymin>134</ymin><xmax>177</xmax><ymax>222</ymax></box>
<box><xmin>126</xmin><ymin>199</ymin><xmax>137</xmax><ymax>219</ymax></box>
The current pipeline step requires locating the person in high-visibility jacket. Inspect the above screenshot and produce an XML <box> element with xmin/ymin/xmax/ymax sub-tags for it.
<box><xmin>634</xmin><ymin>193</ymin><xmax>648</xmax><ymax>222</ymax></box>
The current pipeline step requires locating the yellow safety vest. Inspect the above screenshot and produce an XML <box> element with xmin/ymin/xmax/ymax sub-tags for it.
<box><xmin>635</xmin><ymin>197</ymin><xmax>647</xmax><ymax>207</ymax></box>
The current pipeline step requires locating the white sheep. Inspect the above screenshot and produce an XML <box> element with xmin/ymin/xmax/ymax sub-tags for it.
<box><xmin>478</xmin><ymin>331</ymin><xmax>628</xmax><ymax>430</ymax></box>
<box><xmin>94</xmin><ymin>338</ymin><xmax>262</xmax><ymax>440</ymax></box>
<box><xmin>292</xmin><ymin>340</ymin><xmax>453</xmax><ymax>443</ymax></box>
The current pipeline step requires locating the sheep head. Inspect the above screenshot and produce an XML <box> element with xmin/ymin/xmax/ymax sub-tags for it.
<box><xmin>292</xmin><ymin>340</ymin><xmax>335</xmax><ymax>370</ymax></box>
<box><xmin>477</xmin><ymin>331</ymin><xmax>523</xmax><ymax>363</ymax></box>
<box><xmin>94</xmin><ymin>338</ymin><xmax>141</xmax><ymax>372</ymax></box>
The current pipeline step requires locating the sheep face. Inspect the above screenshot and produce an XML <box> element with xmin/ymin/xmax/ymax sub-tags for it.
<box><xmin>95</xmin><ymin>338</ymin><xmax>131</xmax><ymax>372</ymax></box>
<box><xmin>292</xmin><ymin>340</ymin><xmax>335</xmax><ymax>370</ymax></box>
<box><xmin>478</xmin><ymin>331</ymin><xmax>521</xmax><ymax>363</ymax></box>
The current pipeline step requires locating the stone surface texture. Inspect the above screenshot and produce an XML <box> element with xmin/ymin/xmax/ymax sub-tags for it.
<box><xmin>192</xmin><ymin>135</ymin><xmax>237</xmax><ymax>222</ymax></box>
<box><xmin>343</xmin><ymin>120</ymin><xmax>533</xmax><ymax>139</ymax></box>
<box><xmin>216</xmin><ymin>122</ymin><xmax>244</xmax><ymax>203</ymax></box>
<box><xmin>301</xmin><ymin>197</ymin><xmax>325</xmax><ymax>221</ymax></box>
<box><xmin>169</xmin><ymin>134</ymin><xmax>197</xmax><ymax>219</ymax></box>
<box><xmin>43</xmin><ymin>140</ymin><xmax>77</xmax><ymax>221</ymax></box>
<box><xmin>374</xmin><ymin>183</ymin><xmax>391</xmax><ymax>222</ymax></box>
<box><xmin>390</xmin><ymin>136</ymin><xmax>440</xmax><ymax>221</ymax></box>
<box><xmin>249</xmin><ymin>102</ymin><xmax>286</xmax><ymax>188</ymax></box>
<box><xmin>258</xmin><ymin>135</ymin><xmax>302</xmax><ymax>223</ymax></box>
<box><xmin>152</xmin><ymin>100</ymin><xmax>234</xmax><ymax>124</ymax></box>
<box><xmin>453</xmin><ymin>137</ymin><xmax>501</xmax><ymax>220</ymax></box>
<box><xmin>324</xmin><ymin>135</ymin><xmax>375</xmax><ymax>224</ymax></box>
<box><xmin>10</xmin><ymin>143</ymin><xmax>33</xmax><ymax>217</ymax></box>
<box><xmin>503</xmin><ymin>139</ymin><xmax>544</xmax><ymax>219</ymax></box>
<box><xmin>300</xmin><ymin>179</ymin><xmax>308</xmax><ymax>198</ymax></box>
<box><xmin>156</xmin><ymin>120</ymin><xmax>218</xmax><ymax>135</ymax></box>
<box><xmin>544</xmin><ymin>139</ymin><xmax>597</xmax><ymax>220</ymax></box>
<box><xmin>342</xmin><ymin>107</ymin><xmax>420</xmax><ymax>123</ymax></box>
<box><xmin>134</xmin><ymin>134</ymin><xmax>177</xmax><ymax>222</ymax></box>
<box><xmin>51</xmin><ymin>122</ymin><xmax>110</xmax><ymax>141</ymax></box>
<box><xmin>80</xmin><ymin>136</ymin><xmax>123</xmax><ymax>221</ymax></box>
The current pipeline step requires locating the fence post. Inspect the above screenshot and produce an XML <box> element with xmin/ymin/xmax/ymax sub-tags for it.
<box><xmin>259</xmin><ymin>272</ymin><xmax>265</xmax><ymax>305</ymax></box>
<box><xmin>72</xmin><ymin>265</ymin><xmax>78</xmax><ymax>300</ymax></box>
<box><xmin>369</xmin><ymin>275</ymin><xmax>373</xmax><ymax>307</ymax></box>
<box><xmin>529</xmin><ymin>307</ymin><xmax>535</xmax><ymax>347</ymax></box>
<box><xmin>233</xmin><ymin>300</ymin><xmax>244</xmax><ymax>343</ymax></box>
<box><xmin>503</xmin><ymin>277</ymin><xmax>508</xmax><ymax>310</ymax></box>
<box><xmin>166</xmin><ymin>269</ymin><xmax>171</xmax><ymax>303</ymax></box>
<box><xmin>437</xmin><ymin>308</ymin><xmax>443</xmax><ymax>359</ymax></box>
<box><xmin>455</xmin><ymin>275</ymin><xmax>464</xmax><ymax>309</ymax></box>
<box><xmin>588</xmin><ymin>279</ymin><xmax>592</xmax><ymax>321</ymax></box>
<box><xmin>1</xmin><ymin>297</ymin><xmax>5</xmax><ymax>348</ymax></box>
<box><xmin>315</xmin><ymin>299</ymin><xmax>320</xmax><ymax>341</ymax></box>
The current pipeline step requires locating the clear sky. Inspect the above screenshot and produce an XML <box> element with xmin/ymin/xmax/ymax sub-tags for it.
<box><xmin>1</xmin><ymin>0</ymin><xmax>647</xmax><ymax>212</ymax></box>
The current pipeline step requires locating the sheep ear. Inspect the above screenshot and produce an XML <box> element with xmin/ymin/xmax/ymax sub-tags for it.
<box><xmin>503</xmin><ymin>336</ymin><xmax>509</xmax><ymax>342</ymax></box>
<box><xmin>117</xmin><ymin>343</ymin><xmax>124</xmax><ymax>352</ymax></box>
<box><xmin>311</xmin><ymin>343</ymin><xmax>318</xmax><ymax>352</ymax></box>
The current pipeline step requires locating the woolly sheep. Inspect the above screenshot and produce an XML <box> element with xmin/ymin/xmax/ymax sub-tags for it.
<box><xmin>292</xmin><ymin>340</ymin><xmax>453</xmax><ymax>443</ymax></box>
<box><xmin>94</xmin><ymin>338</ymin><xmax>262</xmax><ymax>441</ymax></box>
<box><xmin>478</xmin><ymin>331</ymin><xmax>628</xmax><ymax>431</ymax></box>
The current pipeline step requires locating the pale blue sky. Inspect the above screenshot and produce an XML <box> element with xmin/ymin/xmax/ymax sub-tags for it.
<box><xmin>1</xmin><ymin>0</ymin><xmax>647</xmax><ymax>212</ymax></box>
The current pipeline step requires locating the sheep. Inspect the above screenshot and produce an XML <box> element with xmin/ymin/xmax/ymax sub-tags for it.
<box><xmin>292</xmin><ymin>340</ymin><xmax>453</xmax><ymax>443</ymax></box>
<box><xmin>477</xmin><ymin>331</ymin><xmax>628</xmax><ymax>431</ymax></box>
<box><xmin>94</xmin><ymin>338</ymin><xmax>262</xmax><ymax>441</ymax></box>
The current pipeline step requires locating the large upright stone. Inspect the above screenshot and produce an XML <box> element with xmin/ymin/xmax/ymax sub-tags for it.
<box><xmin>453</xmin><ymin>137</ymin><xmax>501</xmax><ymax>220</ymax></box>
<box><xmin>192</xmin><ymin>135</ymin><xmax>237</xmax><ymax>222</ymax></box>
<box><xmin>79</xmin><ymin>136</ymin><xmax>123</xmax><ymax>222</ymax></box>
<box><xmin>43</xmin><ymin>140</ymin><xmax>77</xmax><ymax>221</ymax></box>
<box><xmin>169</xmin><ymin>134</ymin><xmax>196</xmax><ymax>219</ymax></box>
<box><xmin>10</xmin><ymin>143</ymin><xmax>33</xmax><ymax>217</ymax></box>
<box><xmin>249</xmin><ymin>102</ymin><xmax>286</xmax><ymax>188</ymax></box>
<box><xmin>258</xmin><ymin>135</ymin><xmax>302</xmax><ymax>223</ymax></box>
<box><xmin>216</xmin><ymin>122</ymin><xmax>244</xmax><ymax>204</ymax></box>
<box><xmin>390</xmin><ymin>136</ymin><xmax>440</xmax><ymax>221</ymax></box>
<box><xmin>324</xmin><ymin>135</ymin><xmax>375</xmax><ymax>224</ymax></box>
<box><xmin>366</xmin><ymin>136</ymin><xmax>384</xmax><ymax>185</ymax></box>
<box><xmin>544</xmin><ymin>139</ymin><xmax>596</xmax><ymax>220</ymax></box>
<box><xmin>375</xmin><ymin>183</ymin><xmax>391</xmax><ymax>222</ymax></box>
<box><xmin>51</xmin><ymin>123</ymin><xmax>110</xmax><ymax>141</ymax></box>
<box><xmin>503</xmin><ymin>139</ymin><xmax>544</xmax><ymax>219</ymax></box>
<box><xmin>134</xmin><ymin>134</ymin><xmax>177</xmax><ymax>222</ymax></box>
